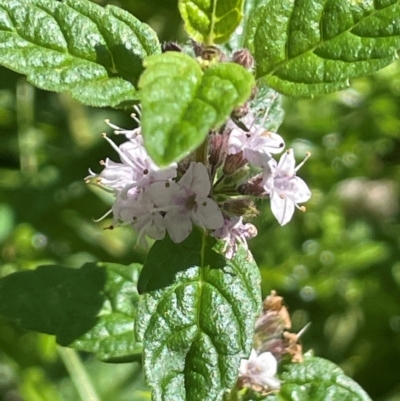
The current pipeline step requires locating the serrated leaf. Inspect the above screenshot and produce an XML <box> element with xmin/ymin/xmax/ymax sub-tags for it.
<box><xmin>135</xmin><ymin>229</ymin><xmax>262</xmax><ymax>401</ymax></box>
<box><xmin>139</xmin><ymin>52</ymin><xmax>255</xmax><ymax>166</ymax></box>
<box><xmin>261</xmin><ymin>356</ymin><xmax>372</xmax><ymax>401</ymax></box>
<box><xmin>245</xmin><ymin>0</ymin><xmax>400</xmax><ymax>97</ymax></box>
<box><xmin>0</xmin><ymin>0</ymin><xmax>161</xmax><ymax>107</ymax></box>
<box><xmin>178</xmin><ymin>0</ymin><xmax>245</xmax><ymax>45</ymax></box>
<box><xmin>0</xmin><ymin>262</ymin><xmax>143</xmax><ymax>362</ymax></box>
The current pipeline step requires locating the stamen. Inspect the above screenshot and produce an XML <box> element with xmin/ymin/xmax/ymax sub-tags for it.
<box><xmin>295</xmin><ymin>152</ymin><xmax>311</xmax><ymax>172</ymax></box>
<box><xmin>102</xmin><ymin>133</ymin><xmax>134</xmax><ymax>167</ymax></box>
<box><xmin>296</xmin><ymin>322</ymin><xmax>311</xmax><ymax>339</ymax></box>
<box><xmin>93</xmin><ymin>208</ymin><xmax>113</xmax><ymax>222</ymax></box>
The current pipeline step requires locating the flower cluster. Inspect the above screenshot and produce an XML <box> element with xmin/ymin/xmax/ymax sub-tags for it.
<box><xmin>238</xmin><ymin>291</ymin><xmax>309</xmax><ymax>395</ymax></box>
<box><xmin>86</xmin><ymin>101</ymin><xmax>311</xmax><ymax>256</ymax></box>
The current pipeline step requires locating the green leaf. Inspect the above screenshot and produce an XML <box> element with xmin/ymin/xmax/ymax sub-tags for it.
<box><xmin>0</xmin><ymin>262</ymin><xmax>143</xmax><ymax>362</ymax></box>
<box><xmin>139</xmin><ymin>52</ymin><xmax>255</xmax><ymax>166</ymax></box>
<box><xmin>245</xmin><ymin>0</ymin><xmax>400</xmax><ymax>97</ymax></box>
<box><xmin>178</xmin><ymin>0</ymin><xmax>245</xmax><ymax>45</ymax></box>
<box><xmin>0</xmin><ymin>0</ymin><xmax>161</xmax><ymax>107</ymax></box>
<box><xmin>135</xmin><ymin>229</ymin><xmax>262</xmax><ymax>401</ymax></box>
<box><xmin>262</xmin><ymin>355</ymin><xmax>372</xmax><ymax>401</ymax></box>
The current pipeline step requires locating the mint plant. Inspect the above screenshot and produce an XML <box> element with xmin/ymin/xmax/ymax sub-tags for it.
<box><xmin>0</xmin><ymin>0</ymin><xmax>399</xmax><ymax>400</ymax></box>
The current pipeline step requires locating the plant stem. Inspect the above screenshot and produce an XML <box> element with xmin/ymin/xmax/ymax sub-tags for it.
<box><xmin>58</xmin><ymin>346</ymin><xmax>101</xmax><ymax>401</ymax></box>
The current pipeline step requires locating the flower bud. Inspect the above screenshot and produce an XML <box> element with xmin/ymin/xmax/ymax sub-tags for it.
<box><xmin>208</xmin><ymin>131</ymin><xmax>229</xmax><ymax>169</ymax></box>
<box><xmin>222</xmin><ymin>199</ymin><xmax>259</xmax><ymax>219</ymax></box>
<box><xmin>223</xmin><ymin>151</ymin><xmax>247</xmax><ymax>175</ymax></box>
<box><xmin>237</xmin><ymin>174</ymin><xmax>265</xmax><ymax>197</ymax></box>
<box><xmin>232</xmin><ymin>49</ymin><xmax>254</xmax><ymax>69</ymax></box>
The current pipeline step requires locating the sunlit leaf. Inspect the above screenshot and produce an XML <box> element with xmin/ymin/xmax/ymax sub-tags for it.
<box><xmin>136</xmin><ymin>229</ymin><xmax>262</xmax><ymax>401</ymax></box>
<box><xmin>0</xmin><ymin>0</ymin><xmax>161</xmax><ymax>107</ymax></box>
<box><xmin>139</xmin><ymin>52</ymin><xmax>255</xmax><ymax>165</ymax></box>
<box><xmin>246</xmin><ymin>0</ymin><xmax>400</xmax><ymax>96</ymax></box>
<box><xmin>178</xmin><ymin>0</ymin><xmax>245</xmax><ymax>45</ymax></box>
<box><xmin>261</xmin><ymin>355</ymin><xmax>372</xmax><ymax>401</ymax></box>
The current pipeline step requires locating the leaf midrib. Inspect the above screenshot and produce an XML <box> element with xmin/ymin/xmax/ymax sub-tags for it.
<box><xmin>0</xmin><ymin>1</ymin><xmax>141</xmax><ymax>80</ymax></box>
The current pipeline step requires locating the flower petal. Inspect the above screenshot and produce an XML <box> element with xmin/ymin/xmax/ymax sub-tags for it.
<box><xmin>165</xmin><ymin>210</ymin><xmax>193</xmax><ymax>243</ymax></box>
<box><xmin>179</xmin><ymin>162</ymin><xmax>211</xmax><ymax>197</ymax></box>
<box><xmin>277</xmin><ymin>148</ymin><xmax>296</xmax><ymax>176</ymax></box>
<box><xmin>270</xmin><ymin>191</ymin><xmax>295</xmax><ymax>226</ymax></box>
<box><xmin>288</xmin><ymin>177</ymin><xmax>312</xmax><ymax>203</ymax></box>
<box><xmin>191</xmin><ymin>199</ymin><xmax>224</xmax><ymax>230</ymax></box>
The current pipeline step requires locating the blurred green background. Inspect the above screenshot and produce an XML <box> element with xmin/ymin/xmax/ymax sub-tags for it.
<box><xmin>1</xmin><ymin>1</ymin><xmax>400</xmax><ymax>400</ymax></box>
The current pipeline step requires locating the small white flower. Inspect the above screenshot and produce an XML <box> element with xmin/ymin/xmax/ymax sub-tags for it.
<box><xmin>87</xmin><ymin>121</ymin><xmax>177</xmax><ymax>197</ymax></box>
<box><xmin>213</xmin><ymin>216</ymin><xmax>257</xmax><ymax>259</ymax></box>
<box><xmin>112</xmin><ymin>190</ymin><xmax>166</xmax><ymax>247</ymax></box>
<box><xmin>239</xmin><ymin>349</ymin><xmax>281</xmax><ymax>390</ymax></box>
<box><xmin>262</xmin><ymin>149</ymin><xmax>311</xmax><ymax>225</ymax></box>
<box><xmin>149</xmin><ymin>162</ymin><xmax>224</xmax><ymax>243</ymax></box>
<box><xmin>228</xmin><ymin>113</ymin><xmax>285</xmax><ymax>168</ymax></box>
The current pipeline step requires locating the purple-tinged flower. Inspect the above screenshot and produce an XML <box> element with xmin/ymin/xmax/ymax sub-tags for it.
<box><xmin>112</xmin><ymin>190</ymin><xmax>166</xmax><ymax>247</ymax></box>
<box><xmin>87</xmin><ymin>125</ymin><xmax>177</xmax><ymax>197</ymax></box>
<box><xmin>262</xmin><ymin>149</ymin><xmax>311</xmax><ymax>225</ymax></box>
<box><xmin>239</xmin><ymin>349</ymin><xmax>281</xmax><ymax>391</ymax></box>
<box><xmin>228</xmin><ymin>112</ymin><xmax>285</xmax><ymax>168</ymax></box>
<box><xmin>213</xmin><ymin>216</ymin><xmax>257</xmax><ymax>259</ymax></box>
<box><xmin>149</xmin><ymin>162</ymin><xmax>224</xmax><ymax>243</ymax></box>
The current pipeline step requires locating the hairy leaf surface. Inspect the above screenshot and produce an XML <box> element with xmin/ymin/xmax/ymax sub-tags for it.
<box><xmin>0</xmin><ymin>0</ymin><xmax>160</xmax><ymax>107</ymax></box>
<box><xmin>139</xmin><ymin>52</ymin><xmax>255</xmax><ymax>165</ymax></box>
<box><xmin>245</xmin><ymin>0</ymin><xmax>400</xmax><ymax>96</ymax></box>
<box><xmin>179</xmin><ymin>0</ymin><xmax>244</xmax><ymax>45</ymax></box>
<box><xmin>0</xmin><ymin>262</ymin><xmax>142</xmax><ymax>362</ymax></box>
<box><xmin>136</xmin><ymin>229</ymin><xmax>262</xmax><ymax>401</ymax></box>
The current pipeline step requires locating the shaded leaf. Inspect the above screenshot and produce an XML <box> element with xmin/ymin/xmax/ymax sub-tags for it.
<box><xmin>139</xmin><ymin>52</ymin><xmax>255</xmax><ymax>165</ymax></box>
<box><xmin>0</xmin><ymin>262</ymin><xmax>143</xmax><ymax>362</ymax></box>
<box><xmin>245</xmin><ymin>0</ymin><xmax>400</xmax><ymax>96</ymax></box>
<box><xmin>178</xmin><ymin>0</ymin><xmax>245</xmax><ymax>45</ymax></box>
<box><xmin>0</xmin><ymin>0</ymin><xmax>161</xmax><ymax>107</ymax></box>
<box><xmin>136</xmin><ymin>229</ymin><xmax>261</xmax><ymax>401</ymax></box>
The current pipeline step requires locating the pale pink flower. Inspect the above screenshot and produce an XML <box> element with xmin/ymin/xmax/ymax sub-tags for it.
<box><xmin>149</xmin><ymin>162</ymin><xmax>224</xmax><ymax>243</ymax></box>
<box><xmin>262</xmin><ymin>149</ymin><xmax>311</xmax><ymax>225</ymax></box>
<box><xmin>213</xmin><ymin>216</ymin><xmax>257</xmax><ymax>259</ymax></box>
<box><xmin>239</xmin><ymin>349</ymin><xmax>281</xmax><ymax>390</ymax></box>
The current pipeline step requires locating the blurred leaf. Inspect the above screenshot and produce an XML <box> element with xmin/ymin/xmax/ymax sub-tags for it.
<box><xmin>0</xmin><ymin>0</ymin><xmax>161</xmax><ymax>107</ymax></box>
<box><xmin>178</xmin><ymin>0</ymin><xmax>244</xmax><ymax>45</ymax></box>
<box><xmin>245</xmin><ymin>0</ymin><xmax>400</xmax><ymax>96</ymax></box>
<box><xmin>251</xmin><ymin>83</ymin><xmax>285</xmax><ymax>132</ymax></box>
<box><xmin>261</xmin><ymin>355</ymin><xmax>372</xmax><ymax>401</ymax></box>
<box><xmin>0</xmin><ymin>262</ymin><xmax>143</xmax><ymax>362</ymax></box>
<box><xmin>139</xmin><ymin>52</ymin><xmax>255</xmax><ymax>165</ymax></box>
<box><xmin>136</xmin><ymin>229</ymin><xmax>261</xmax><ymax>401</ymax></box>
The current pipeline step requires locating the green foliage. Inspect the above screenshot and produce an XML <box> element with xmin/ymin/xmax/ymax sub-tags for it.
<box><xmin>261</xmin><ymin>355</ymin><xmax>371</xmax><ymax>401</ymax></box>
<box><xmin>139</xmin><ymin>52</ymin><xmax>254</xmax><ymax>165</ymax></box>
<box><xmin>136</xmin><ymin>229</ymin><xmax>261</xmax><ymax>401</ymax></box>
<box><xmin>0</xmin><ymin>262</ymin><xmax>142</xmax><ymax>362</ymax></box>
<box><xmin>0</xmin><ymin>0</ymin><xmax>160</xmax><ymax>107</ymax></box>
<box><xmin>245</xmin><ymin>0</ymin><xmax>400</xmax><ymax>96</ymax></box>
<box><xmin>178</xmin><ymin>0</ymin><xmax>245</xmax><ymax>45</ymax></box>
